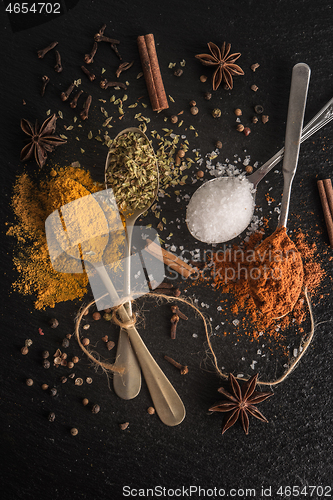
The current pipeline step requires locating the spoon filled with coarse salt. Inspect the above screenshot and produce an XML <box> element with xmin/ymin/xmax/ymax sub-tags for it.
<box><xmin>186</xmin><ymin>92</ymin><xmax>333</xmax><ymax>244</ymax></box>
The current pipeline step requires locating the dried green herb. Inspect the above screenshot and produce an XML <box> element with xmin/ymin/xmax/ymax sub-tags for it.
<box><xmin>106</xmin><ymin>131</ymin><xmax>158</xmax><ymax>213</ymax></box>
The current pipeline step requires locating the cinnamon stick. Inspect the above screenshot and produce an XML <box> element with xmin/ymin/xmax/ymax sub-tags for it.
<box><xmin>317</xmin><ymin>179</ymin><xmax>333</xmax><ymax>248</ymax></box>
<box><xmin>145</xmin><ymin>239</ymin><xmax>196</xmax><ymax>278</ymax></box>
<box><xmin>137</xmin><ymin>34</ymin><xmax>169</xmax><ymax>111</ymax></box>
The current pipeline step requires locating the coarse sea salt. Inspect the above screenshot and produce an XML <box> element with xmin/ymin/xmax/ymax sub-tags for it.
<box><xmin>186</xmin><ymin>176</ymin><xmax>255</xmax><ymax>243</ymax></box>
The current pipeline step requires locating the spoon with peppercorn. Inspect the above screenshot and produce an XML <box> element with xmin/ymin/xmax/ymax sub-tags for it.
<box><xmin>186</xmin><ymin>91</ymin><xmax>333</xmax><ymax>244</ymax></box>
<box><xmin>105</xmin><ymin>127</ymin><xmax>159</xmax><ymax>400</ymax></box>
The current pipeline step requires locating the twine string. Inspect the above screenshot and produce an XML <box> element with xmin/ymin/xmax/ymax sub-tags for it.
<box><xmin>74</xmin><ymin>287</ymin><xmax>315</xmax><ymax>387</ymax></box>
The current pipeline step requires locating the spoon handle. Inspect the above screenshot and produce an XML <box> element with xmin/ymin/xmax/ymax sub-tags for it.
<box><xmin>113</xmin><ymin>222</ymin><xmax>142</xmax><ymax>400</ymax></box>
<box><xmin>278</xmin><ymin>63</ymin><xmax>310</xmax><ymax>228</ymax></box>
<box><xmin>93</xmin><ymin>263</ymin><xmax>186</xmax><ymax>426</ymax></box>
<box><xmin>248</xmin><ymin>95</ymin><xmax>333</xmax><ymax>188</ymax></box>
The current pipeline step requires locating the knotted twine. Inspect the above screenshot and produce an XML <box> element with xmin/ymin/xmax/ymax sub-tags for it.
<box><xmin>74</xmin><ymin>286</ymin><xmax>315</xmax><ymax>387</ymax></box>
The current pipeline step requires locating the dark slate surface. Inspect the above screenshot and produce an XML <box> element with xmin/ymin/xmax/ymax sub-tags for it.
<box><xmin>0</xmin><ymin>1</ymin><xmax>332</xmax><ymax>498</ymax></box>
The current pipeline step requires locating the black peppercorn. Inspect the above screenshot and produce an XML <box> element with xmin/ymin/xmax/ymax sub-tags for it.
<box><xmin>50</xmin><ymin>387</ymin><xmax>57</xmax><ymax>396</ymax></box>
<box><xmin>204</xmin><ymin>92</ymin><xmax>212</xmax><ymax>100</ymax></box>
<box><xmin>92</xmin><ymin>404</ymin><xmax>100</xmax><ymax>414</ymax></box>
<box><xmin>49</xmin><ymin>318</ymin><xmax>59</xmax><ymax>328</ymax></box>
<box><xmin>43</xmin><ymin>359</ymin><xmax>50</xmax><ymax>369</ymax></box>
<box><xmin>62</xmin><ymin>338</ymin><xmax>70</xmax><ymax>348</ymax></box>
<box><xmin>48</xmin><ymin>412</ymin><xmax>56</xmax><ymax>422</ymax></box>
<box><xmin>42</xmin><ymin>350</ymin><xmax>49</xmax><ymax>359</ymax></box>
<box><xmin>254</xmin><ymin>104</ymin><xmax>264</xmax><ymax>114</ymax></box>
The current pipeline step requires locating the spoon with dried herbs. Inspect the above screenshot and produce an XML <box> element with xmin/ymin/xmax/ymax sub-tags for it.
<box><xmin>248</xmin><ymin>63</ymin><xmax>310</xmax><ymax>318</ymax></box>
<box><xmin>186</xmin><ymin>94</ymin><xmax>333</xmax><ymax>244</ymax></box>
<box><xmin>46</xmin><ymin>179</ymin><xmax>185</xmax><ymax>426</ymax></box>
<box><xmin>105</xmin><ymin>127</ymin><xmax>159</xmax><ymax>400</ymax></box>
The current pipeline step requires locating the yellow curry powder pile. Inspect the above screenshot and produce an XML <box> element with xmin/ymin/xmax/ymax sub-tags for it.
<box><xmin>7</xmin><ymin>166</ymin><xmax>106</xmax><ymax>309</ymax></box>
<box><xmin>190</xmin><ymin>228</ymin><xmax>327</xmax><ymax>347</ymax></box>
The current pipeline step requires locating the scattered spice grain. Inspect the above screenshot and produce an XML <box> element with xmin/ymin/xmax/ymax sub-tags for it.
<box><xmin>119</xmin><ymin>422</ymin><xmax>129</xmax><ymax>430</ymax></box>
<box><xmin>212</xmin><ymin>108</ymin><xmax>221</xmax><ymax>118</ymax></box>
<box><xmin>92</xmin><ymin>404</ymin><xmax>100</xmax><ymax>414</ymax></box>
<box><xmin>49</xmin><ymin>318</ymin><xmax>59</xmax><ymax>328</ymax></box>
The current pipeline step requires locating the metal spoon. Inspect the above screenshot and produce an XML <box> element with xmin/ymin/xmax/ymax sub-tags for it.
<box><xmin>46</xmin><ymin>181</ymin><xmax>185</xmax><ymax>426</ymax></box>
<box><xmin>186</xmin><ymin>94</ymin><xmax>333</xmax><ymax>243</ymax></box>
<box><xmin>249</xmin><ymin>62</ymin><xmax>310</xmax><ymax>316</ymax></box>
<box><xmin>277</xmin><ymin>62</ymin><xmax>311</xmax><ymax>228</ymax></box>
<box><xmin>105</xmin><ymin>127</ymin><xmax>159</xmax><ymax>400</ymax></box>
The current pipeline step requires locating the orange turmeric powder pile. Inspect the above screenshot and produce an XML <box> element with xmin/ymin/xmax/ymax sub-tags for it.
<box><xmin>7</xmin><ymin>166</ymin><xmax>103</xmax><ymax>309</ymax></box>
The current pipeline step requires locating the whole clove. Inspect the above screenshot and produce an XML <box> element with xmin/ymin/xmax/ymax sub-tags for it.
<box><xmin>111</xmin><ymin>43</ymin><xmax>122</xmax><ymax>60</ymax></box>
<box><xmin>54</xmin><ymin>50</ymin><xmax>63</xmax><ymax>73</ymax></box>
<box><xmin>97</xmin><ymin>23</ymin><xmax>106</xmax><ymax>36</ymax></box>
<box><xmin>80</xmin><ymin>95</ymin><xmax>92</xmax><ymax>120</ymax></box>
<box><xmin>171</xmin><ymin>305</ymin><xmax>188</xmax><ymax>320</ymax></box>
<box><xmin>115</xmin><ymin>61</ymin><xmax>134</xmax><ymax>78</ymax></box>
<box><xmin>69</xmin><ymin>90</ymin><xmax>84</xmax><ymax>108</ymax></box>
<box><xmin>170</xmin><ymin>314</ymin><xmax>179</xmax><ymax>339</ymax></box>
<box><xmin>100</xmin><ymin>79</ymin><xmax>127</xmax><ymax>90</ymax></box>
<box><xmin>37</xmin><ymin>41</ymin><xmax>58</xmax><ymax>59</ymax></box>
<box><xmin>94</xmin><ymin>33</ymin><xmax>120</xmax><ymax>44</ymax></box>
<box><xmin>164</xmin><ymin>355</ymin><xmax>188</xmax><ymax>375</ymax></box>
<box><xmin>81</xmin><ymin>66</ymin><xmax>95</xmax><ymax>82</ymax></box>
<box><xmin>41</xmin><ymin>75</ymin><xmax>50</xmax><ymax>97</ymax></box>
<box><xmin>84</xmin><ymin>42</ymin><xmax>98</xmax><ymax>64</ymax></box>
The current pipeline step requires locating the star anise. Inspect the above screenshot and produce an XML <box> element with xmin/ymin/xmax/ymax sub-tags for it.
<box><xmin>209</xmin><ymin>373</ymin><xmax>273</xmax><ymax>435</ymax></box>
<box><xmin>20</xmin><ymin>113</ymin><xmax>67</xmax><ymax>168</ymax></box>
<box><xmin>195</xmin><ymin>42</ymin><xmax>244</xmax><ymax>91</ymax></box>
